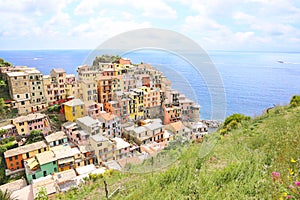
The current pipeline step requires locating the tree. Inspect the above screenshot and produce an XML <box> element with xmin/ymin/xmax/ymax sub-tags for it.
<box><xmin>26</xmin><ymin>130</ymin><xmax>44</xmax><ymax>144</ymax></box>
<box><xmin>34</xmin><ymin>187</ymin><xmax>48</xmax><ymax>200</ymax></box>
<box><xmin>290</xmin><ymin>95</ymin><xmax>300</xmax><ymax>107</ymax></box>
<box><xmin>0</xmin><ymin>128</ymin><xmax>7</xmax><ymax>137</ymax></box>
<box><xmin>0</xmin><ymin>98</ymin><xmax>7</xmax><ymax>116</ymax></box>
<box><xmin>0</xmin><ymin>189</ymin><xmax>17</xmax><ymax>200</ymax></box>
<box><xmin>0</xmin><ymin>79</ymin><xmax>6</xmax><ymax>87</ymax></box>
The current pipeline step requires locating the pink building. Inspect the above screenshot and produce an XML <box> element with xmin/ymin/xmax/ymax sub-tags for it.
<box><xmin>85</xmin><ymin>101</ymin><xmax>104</xmax><ymax>119</ymax></box>
<box><xmin>12</xmin><ymin>113</ymin><xmax>51</xmax><ymax>136</ymax></box>
<box><xmin>61</xmin><ymin>122</ymin><xmax>90</xmax><ymax>145</ymax></box>
<box><xmin>98</xmin><ymin>112</ymin><xmax>121</xmax><ymax>138</ymax></box>
<box><xmin>163</xmin><ymin>105</ymin><xmax>182</xmax><ymax>125</ymax></box>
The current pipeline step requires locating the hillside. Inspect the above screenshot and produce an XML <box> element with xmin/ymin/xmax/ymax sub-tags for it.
<box><xmin>56</xmin><ymin>102</ymin><xmax>300</xmax><ymax>200</ymax></box>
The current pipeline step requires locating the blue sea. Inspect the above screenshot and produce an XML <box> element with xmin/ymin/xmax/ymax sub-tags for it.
<box><xmin>1</xmin><ymin>49</ymin><xmax>300</xmax><ymax>120</ymax></box>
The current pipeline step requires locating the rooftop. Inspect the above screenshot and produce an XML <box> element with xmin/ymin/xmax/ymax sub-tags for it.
<box><xmin>6</xmin><ymin>71</ymin><xmax>27</xmax><ymax>77</ymax></box>
<box><xmin>76</xmin><ymin>116</ymin><xmax>98</xmax><ymax>127</ymax></box>
<box><xmin>45</xmin><ymin>131</ymin><xmax>67</xmax><ymax>143</ymax></box>
<box><xmin>99</xmin><ymin>112</ymin><xmax>117</xmax><ymax>121</ymax></box>
<box><xmin>112</xmin><ymin>137</ymin><xmax>130</xmax><ymax>150</ymax></box>
<box><xmin>75</xmin><ymin>164</ymin><xmax>96</xmax><ymax>175</ymax></box>
<box><xmin>13</xmin><ymin>113</ymin><xmax>47</xmax><ymax>123</ymax></box>
<box><xmin>53</xmin><ymin>169</ymin><xmax>77</xmax><ymax>184</ymax></box>
<box><xmin>91</xmin><ymin>134</ymin><xmax>109</xmax><ymax>143</ymax></box>
<box><xmin>4</xmin><ymin>141</ymin><xmax>48</xmax><ymax>158</ymax></box>
<box><xmin>0</xmin><ymin>178</ymin><xmax>27</xmax><ymax>193</ymax></box>
<box><xmin>35</xmin><ymin>151</ymin><xmax>56</xmax><ymax>165</ymax></box>
<box><xmin>63</xmin><ymin>99</ymin><xmax>84</xmax><ymax>107</ymax></box>
<box><xmin>51</xmin><ymin>145</ymin><xmax>74</xmax><ymax>159</ymax></box>
<box><xmin>52</xmin><ymin>68</ymin><xmax>66</xmax><ymax>73</ymax></box>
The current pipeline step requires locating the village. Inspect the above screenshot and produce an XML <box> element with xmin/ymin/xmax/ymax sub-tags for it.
<box><xmin>0</xmin><ymin>56</ymin><xmax>208</xmax><ymax>199</ymax></box>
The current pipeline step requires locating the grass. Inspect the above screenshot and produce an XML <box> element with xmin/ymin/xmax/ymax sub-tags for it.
<box><xmin>55</xmin><ymin>104</ymin><xmax>300</xmax><ymax>200</ymax></box>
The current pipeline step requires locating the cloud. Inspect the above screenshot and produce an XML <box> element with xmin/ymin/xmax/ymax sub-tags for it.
<box><xmin>74</xmin><ymin>0</ymin><xmax>100</xmax><ymax>15</ymax></box>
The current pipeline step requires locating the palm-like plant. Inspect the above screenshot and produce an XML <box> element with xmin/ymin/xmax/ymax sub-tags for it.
<box><xmin>0</xmin><ymin>189</ymin><xmax>17</xmax><ymax>200</ymax></box>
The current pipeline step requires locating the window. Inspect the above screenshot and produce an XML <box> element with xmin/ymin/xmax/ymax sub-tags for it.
<box><xmin>53</xmin><ymin>161</ymin><xmax>56</xmax><ymax>165</ymax></box>
<box><xmin>32</xmin><ymin>174</ymin><xmax>36</xmax><ymax>179</ymax></box>
<box><xmin>54</xmin><ymin>167</ymin><xmax>57</xmax><ymax>172</ymax></box>
<box><xmin>24</xmin><ymin>82</ymin><xmax>27</xmax><ymax>86</ymax></box>
<box><xmin>38</xmin><ymin>149</ymin><xmax>41</xmax><ymax>153</ymax></box>
<box><xmin>9</xmin><ymin>157</ymin><xmax>12</xmax><ymax>161</ymax></box>
<box><xmin>43</xmin><ymin>171</ymin><xmax>47</xmax><ymax>177</ymax></box>
<box><xmin>21</xmin><ymin>128</ymin><xmax>24</xmax><ymax>132</ymax></box>
<box><xmin>21</xmin><ymin>101</ymin><xmax>25</xmax><ymax>105</ymax></box>
<box><xmin>17</xmin><ymin>94</ymin><xmax>20</xmax><ymax>98</ymax></box>
<box><xmin>14</xmin><ymin>155</ymin><xmax>18</xmax><ymax>160</ymax></box>
<box><xmin>26</xmin><ymin>152</ymin><xmax>29</xmax><ymax>158</ymax></box>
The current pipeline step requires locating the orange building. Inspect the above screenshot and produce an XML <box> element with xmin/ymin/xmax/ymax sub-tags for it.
<box><xmin>97</xmin><ymin>76</ymin><xmax>113</xmax><ymax>103</ymax></box>
<box><xmin>119</xmin><ymin>58</ymin><xmax>131</xmax><ymax>65</ymax></box>
<box><xmin>4</xmin><ymin>141</ymin><xmax>48</xmax><ymax>173</ymax></box>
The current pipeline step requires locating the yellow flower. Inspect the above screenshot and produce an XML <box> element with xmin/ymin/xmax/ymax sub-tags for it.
<box><xmin>283</xmin><ymin>192</ymin><xmax>288</xmax><ymax>197</ymax></box>
<box><xmin>291</xmin><ymin>158</ymin><xmax>296</xmax><ymax>163</ymax></box>
<box><xmin>279</xmin><ymin>197</ymin><xmax>283</xmax><ymax>200</ymax></box>
<box><xmin>289</xmin><ymin>169</ymin><xmax>294</xmax><ymax>175</ymax></box>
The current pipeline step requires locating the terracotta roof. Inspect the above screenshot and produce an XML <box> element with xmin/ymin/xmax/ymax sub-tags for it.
<box><xmin>4</xmin><ymin>141</ymin><xmax>48</xmax><ymax>158</ymax></box>
<box><xmin>100</xmin><ymin>112</ymin><xmax>116</xmax><ymax>121</ymax></box>
<box><xmin>169</xmin><ymin>121</ymin><xmax>183</xmax><ymax>132</ymax></box>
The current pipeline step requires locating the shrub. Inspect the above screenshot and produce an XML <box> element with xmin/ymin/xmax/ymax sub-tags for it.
<box><xmin>290</xmin><ymin>95</ymin><xmax>300</xmax><ymax>107</ymax></box>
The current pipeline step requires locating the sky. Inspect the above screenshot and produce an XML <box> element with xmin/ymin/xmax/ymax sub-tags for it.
<box><xmin>0</xmin><ymin>0</ymin><xmax>300</xmax><ymax>51</ymax></box>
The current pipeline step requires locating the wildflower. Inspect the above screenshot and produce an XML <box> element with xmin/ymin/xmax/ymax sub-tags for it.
<box><xmin>295</xmin><ymin>181</ymin><xmax>300</xmax><ymax>186</ymax></box>
<box><xmin>286</xmin><ymin>195</ymin><xmax>292</xmax><ymax>199</ymax></box>
<box><xmin>283</xmin><ymin>192</ymin><xmax>288</xmax><ymax>197</ymax></box>
<box><xmin>290</xmin><ymin>158</ymin><xmax>296</xmax><ymax>163</ymax></box>
<box><xmin>289</xmin><ymin>169</ymin><xmax>294</xmax><ymax>175</ymax></box>
<box><xmin>272</xmin><ymin>171</ymin><xmax>281</xmax><ymax>180</ymax></box>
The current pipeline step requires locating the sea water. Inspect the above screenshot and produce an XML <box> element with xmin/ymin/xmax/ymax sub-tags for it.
<box><xmin>1</xmin><ymin>50</ymin><xmax>300</xmax><ymax>120</ymax></box>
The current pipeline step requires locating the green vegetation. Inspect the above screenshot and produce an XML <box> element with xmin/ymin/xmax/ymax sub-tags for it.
<box><xmin>290</xmin><ymin>95</ymin><xmax>300</xmax><ymax>107</ymax></box>
<box><xmin>25</xmin><ymin>130</ymin><xmax>44</xmax><ymax>145</ymax></box>
<box><xmin>0</xmin><ymin>189</ymin><xmax>16</xmax><ymax>200</ymax></box>
<box><xmin>47</xmin><ymin>104</ymin><xmax>60</xmax><ymax>113</ymax></box>
<box><xmin>0</xmin><ymin>58</ymin><xmax>12</xmax><ymax>68</ymax></box>
<box><xmin>56</xmin><ymin>103</ymin><xmax>300</xmax><ymax>199</ymax></box>
<box><xmin>219</xmin><ymin>113</ymin><xmax>250</xmax><ymax>135</ymax></box>
<box><xmin>34</xmin><ymin>187</ymin><xmax>49</xmax><ymax>200</ymax></box>
<box><xmin>92</xmin><ymin>55</ymin><xmax>121</xmax><ymax>65</ymax></box>
<box><xmin>0</xmin><ymin>98</ymin><xmax>7</xmax><ymax>117</ymax></box>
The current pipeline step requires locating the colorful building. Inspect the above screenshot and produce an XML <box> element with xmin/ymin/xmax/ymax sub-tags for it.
<box><xmin>45</xmin><ymin>131</ymin><xmax>68</xmax><ymax>147</ymax></box>
<box><xmin>90</xmin><ymin>134</ymin><xmax>115</xmax><ymax>165</ymax></box>
<box><xmin>63</xmin><ymin>99</ymin><xmax>85</xmax><ymax>122</ymax></box>
<box><xmin>25</xmin><ymin>150</ymin><xmax>58</xmax><ymax>184</ymax></box>
<box><xmin>98</xmin><ymin>112</ymin><xmax>121</xmax><ymax>138</ymax></box>
<box><xmin>4</xmin><ymin>141</ymin><xmax>48</xmax><ymax>172</ymax></box>
<box><xmin>51</xmin><ymin>145</ymin><xmax>75</xmax><ymax>172</ymax></box>
<box><xmin>12</xmin><ymin>113</ymin><xmax>51</xmax><ymax>136</ymax></box>
<box><xmin>127</xmin><ymin>90</ymin><xmax>144</xmax><ymax>121</ymax></box>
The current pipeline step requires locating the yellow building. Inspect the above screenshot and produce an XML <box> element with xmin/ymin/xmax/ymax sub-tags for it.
<box><xmin>63</xmin><ymin>99</ymin><xmax>85</xmax><ymax>122</ymax></box>
<box><xmin>127</xmin><ymin>89</ymin><xmax>144</xmax><ymax>121</ymax></box>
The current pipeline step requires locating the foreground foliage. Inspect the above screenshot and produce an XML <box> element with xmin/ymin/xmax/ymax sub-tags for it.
<box><xmin>56</xmin><ymin>104</ymin><xmax>300</xmax><ymax>199</ymax></box>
